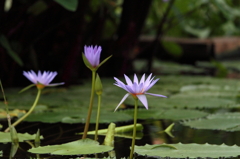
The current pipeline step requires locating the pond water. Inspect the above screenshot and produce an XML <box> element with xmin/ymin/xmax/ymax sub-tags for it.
<box><xmin>1</xmin><ymin>117</ymin><xmax>240</xmax><ymax>159</ymax></box>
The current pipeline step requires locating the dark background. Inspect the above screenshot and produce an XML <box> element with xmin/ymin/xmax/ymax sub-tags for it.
<box><xmin>1</xmin><ymin>0</ymin><xmax>240</xmax><ymax>87</ymax></box>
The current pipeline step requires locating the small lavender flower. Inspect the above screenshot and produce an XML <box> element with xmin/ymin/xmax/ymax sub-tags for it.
<box><xmin>114</xmin><ymin>73</ymin><xmax>167</xmax><ymax>111</ymax></box>
<box><xmin>23</xmin><ymin>70</ymin><xmax>64</xmax><ymax>89</ymax></box>
<box><xmin>84</xmin><ymin>45</ymin><xmax>102</xmax><ymax>68</ymax></box>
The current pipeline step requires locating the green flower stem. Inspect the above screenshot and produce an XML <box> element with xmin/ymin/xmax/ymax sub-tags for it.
<box><xmin>5</xmin><ymin>89</ymin><xmax>42</xmax><ymax>132</ymax></box>
<box><xmin>94</xmin><ymin>94</ymin><xmax>102</xmax><ymax>141</ymax></box>
<box><xmin>130</xmin><ymin>98</ymin><xmax>138</xmax><ymax>159</ymax></box>
<box><xmin>82</xmin><ymin>70</ymin><xmax>96</xmax><ymax>139</ymax></box>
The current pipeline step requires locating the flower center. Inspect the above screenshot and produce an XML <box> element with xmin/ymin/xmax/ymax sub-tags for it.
<box><xmin>131</xmin><ymin>92</ymin><xmax>144</xmax><ymax>97</ymax></box>
<box><xmin>36</xmin><ymin>84</ymin><xmax>45</xmax><ymax>89</ymax></box>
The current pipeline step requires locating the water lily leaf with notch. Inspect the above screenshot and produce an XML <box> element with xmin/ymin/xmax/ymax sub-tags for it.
<box><xmin>0</xmin><ymin>132</ymin><xmax>43</xmax><ymax>143</ymax></box>
<box><xmin>122</xmin><ymin>108</ymin><xmax>208</xmax><ymax>120</ymax></box>
<box><xmin>134</xmin><ymin>143</ymin><xmax>240</xmax><ymax>158</ymax></box>
<box><xmin>181</xmin><ymin>112</ymin><xmax>240</xmax><ymax>131</ymax></box>
<box><xmin>28</xmin><ymin>138</ymin><xmax>113</xmax><ymax>155</ymax></box>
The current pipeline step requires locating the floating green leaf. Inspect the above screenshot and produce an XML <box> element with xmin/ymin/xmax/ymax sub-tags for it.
<box><xmin>29</xmin><ymin>138</ymin><xmax>113</xmax><ymax>155</ymax></box>
<box><xmin>134</xmin><ymin>143</ymin><xmax>240</xmax><ymax>158</ymax></box>
<box><xmin>182</xmin><ymin>113</ymin><xmax>240</xmax><ymax>131</ymax></box>
<box><xmin>0</xmin><ymin>132</ymin><xmax>43</xmax><ymax>143</ymax></box>
<box><xmin>122</xmin><ymin>108</ymin><xmax>208</xmax><ymax>120</ymax></box>
<box><xmin>24</xmin><ymin>109</ymin><xmax>132</xmax><ymax>124</ymax></box>
<box><xmin>152</xmin><ymin>96</ymin><xmax>238</xmax><ymax>109</ymax></box>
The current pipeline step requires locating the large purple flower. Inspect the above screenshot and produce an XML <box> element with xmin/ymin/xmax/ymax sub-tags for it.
<box><xmin>114</xmin><ymin>74</ymin><xmax>167</xmax><ymax>110</ymax></box>
<box><xmin>23</xmin><ymin>70</ymin><xmax>64</xmax><ymax>89</ymax></box>
<box><xmin>84</xmin><ymin>45</ymin><xmax>102</xmax><ymax>68</ymax></box>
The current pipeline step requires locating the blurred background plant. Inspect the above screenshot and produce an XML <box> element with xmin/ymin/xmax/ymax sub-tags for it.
<box><xmin>1</xmin><ymin>0</ymin><xmax>240</xmax><ymax>87</ymax></box>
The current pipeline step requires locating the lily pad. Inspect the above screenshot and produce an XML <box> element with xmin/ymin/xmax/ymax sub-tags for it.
<box><xmin>153</xmin><ymin>96</ymin><xmax>238</xmax><ymax>109</ymax></box>
<box><xmin>122</xmin><ymin>108</ymin><xmax>208</xmax><ymax>121</ymax></box>
<box><xmin>181</xmin><ymin>112</ymin><xmax>240</xmax><ymax>131</ymax></box>
<box><xmin>28</xmin><ymin>138</ymin><xmax>113</xmax><ymax>155</ymax></box>
<box><xmin>178</xmin><ymin>84</ymin><xmax>239</xmax><ymax>98</ymax></box>
<box><xmin>134</xmin><ymin>143</ymin><xmax>240</xmax><ymax>158</ymax></box>
<box><xmin>0</xmin><ymin>132</ymin><xmax>43</xmax><ymax>143</ymax></box>
<box><xmin>25</xmin><ymin>109</ymin><xmax>132</xmax><ymax>124</ymax></box>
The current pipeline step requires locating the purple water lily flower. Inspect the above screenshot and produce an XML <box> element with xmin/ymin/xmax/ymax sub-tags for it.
<box><xmin>114</xmin><ymin>73</ymin><xmax>167</xmax><ymax>111</ymax></box>
<box><xmin>84</xmin><ymin>45</ymin><xmax>102</xmax><ymax>68</ymax></box>
<box><xmin>23</xmin><ymin>70</ymin><xmax>64</xmax><ymax>89</ymax></box>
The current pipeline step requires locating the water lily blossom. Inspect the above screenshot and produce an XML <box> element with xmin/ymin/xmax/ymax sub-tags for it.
<box><xmin>82</xmin><ymin>45</ymin><xmax>112</xmax><ymax>71</ymax></box>
<box><xmin>114</xmin><ymin>73</ymin><xmax>167</xmax><ymax>111</ymax></box>
<box><xmin>23</xmin><ymin>70</ymin><xmax>64</xmax><ymax>89</ymax></box>
<box><xmin>84</xmin><ymin>45</ymin><xmax>102</xmax><ymax>68</ymax></box>
<box><xmin>5</xmin><ymin>70</ymin><xmax>64</xmax><ymax>132</ymax></box>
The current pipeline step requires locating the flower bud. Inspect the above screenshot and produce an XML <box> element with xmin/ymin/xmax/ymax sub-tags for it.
<box><xmin>95</xmin><ymin>74</ymin><xmax>103</xmax><ymax>95</ymax></box>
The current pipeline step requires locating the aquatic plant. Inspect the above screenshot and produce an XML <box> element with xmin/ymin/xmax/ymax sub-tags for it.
<box><xmin>82</xmin><ymin>45</ymin><xmax>112</xmax><ymax>139</ymax></box>
<box><xmin>114</xmin><ymin>74</ymin><xmax>167</xmax><ymax>159</ymax></box>
<box><xmin>4</xmin><ymin>71</ymin><xmax>64</xmax><ymax>132</ymax></box>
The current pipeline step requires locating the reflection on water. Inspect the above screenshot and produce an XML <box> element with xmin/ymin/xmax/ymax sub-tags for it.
<box><xmin>1</xmin><ymin>118</ymin><xmax>240</xmax><ymax>158</ymax></box>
